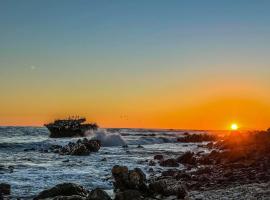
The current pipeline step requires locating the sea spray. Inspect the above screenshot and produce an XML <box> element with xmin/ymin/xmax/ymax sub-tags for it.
<box><xmin>85</xmin><ymin>130</ymin><xmax>126</xmax><ymax>147</ymax></box>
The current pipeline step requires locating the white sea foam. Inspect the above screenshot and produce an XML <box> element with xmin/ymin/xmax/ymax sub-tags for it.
<box><xmin>85</xmin><ymin>130</ymin><xmax>127</xmax><ymax>147</ymax></box>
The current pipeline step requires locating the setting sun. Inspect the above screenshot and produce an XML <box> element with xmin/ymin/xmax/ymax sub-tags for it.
<box><xmin>231</xmin><ymin>123</ymin><xmax>239</xmax><ymax>130</ymax></box>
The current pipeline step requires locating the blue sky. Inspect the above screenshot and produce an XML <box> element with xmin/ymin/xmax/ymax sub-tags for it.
<box><xmin>0</xmin><ymin>0</ymin><xmax>270</xmax><ymax>129</ymax></box>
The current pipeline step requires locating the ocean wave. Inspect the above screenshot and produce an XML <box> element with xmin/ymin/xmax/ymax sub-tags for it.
<box><xmin>85</xmin><ymin>130</ymin><xmax>127</xmax><ymax>147</ymax></box>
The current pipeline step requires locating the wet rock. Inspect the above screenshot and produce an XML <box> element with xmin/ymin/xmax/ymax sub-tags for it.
<box><xmin>137</xmin><ymin>145</ymin><xmax>144</xmax><ymax>148</ymax></box>
<box><xmin>34</xmin><ymin>183</ymin><xmax>88</xmax><ymax>200</ymax></box>
<box><xmin>149</xmin><ymin>178</ymin><xmax>187</xmax><ymax>198</ymax></box>
<box><xmin>86</xmin><ymin>188</ymin><xmax>111</xmax><ymax>200</ymax></box>
<box><xmin>115</xmin><ymin>189</ymin><xmax>143</xmax><ymax>200</ymax></box>
<box><xmin>177</xmin><ymin>133</ymin><xmax>216</xmax><ymax>143</ymax></box>
<box><xmin>112</xmin><ymin>166</ymin><xmax>148</xmax><ymax>193</ymax></box>
<box><xmin>24</xmin><ymin>147</ymin><xmax>35</xmax><ymax>151</ymax></box>
<box><xmin>206</xmin><ymin>142</ymin><xmax>214</xmax><ymax>149</ymax></box>
<box><xmin>160</xmin><ymin>158</ymin><xmax>179</xmax><ymax>167</ymax></box>
<box><xmin>153</xmin><ymin>155</ymin><xmax>163</xmax><ymax>160</ymax></box>
<box><xmin>148</xmin><ymin>160</ymin><xmax>156</xmax><ymax>166</ymax></box>
<box><xmin>59</xmin><ymin>139</ymin><xmax>101</xmax><ymax>156</ymax></box>
<box><xmin>51</xmin><ymin>195</ymin><xmax>86</xmax><ymax>200</ymax></box>
<box><xmin>0</xmin><ymin>183</ymin><xmax>11</xmax><ymax>195</ymax></box>
<box><xmin>177</xmin><ymin>151</ymin><xmax>196</xmax><ymax>165</ymax></box>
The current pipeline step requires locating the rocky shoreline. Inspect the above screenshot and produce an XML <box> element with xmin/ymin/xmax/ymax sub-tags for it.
<box><xmin>1</xmin><ymin>129</ymin><xmax>270</xmax><ymax>199</ymax></box>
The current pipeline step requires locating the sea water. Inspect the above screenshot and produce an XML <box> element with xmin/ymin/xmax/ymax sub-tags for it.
<box><xmin>0</xmin><ymin>127</ymin><xmax>207</xmax><ymax>199</ymax></box>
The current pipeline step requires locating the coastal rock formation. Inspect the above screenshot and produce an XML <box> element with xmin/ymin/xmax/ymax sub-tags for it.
<box><xmin>34</xmin><ymin>183</ymin><xmax>89</xmax><ymax>200</ymax></box>
<box><xmin>86</xmin><ymin>188</ymin><xmax>111</xmax><ymax>200</ymax></box>
<box><xmin>114</xmin><ymin>189</ymin><xmax>144</xmax><ymax>200</ymax></box>
<box><xmin>111</xmin><ymin>165</ymin><xmax>189</xmax><ymax>199</ymax></box>
<box><xmin>45</xmin><ymin>117</ymin><xmax>98</xmax><ymax>138</ymax></box>
<box><xmin>34</xmin><ymin>183</ymin><xmax>111</xmax><ymax>200</ymax></box>
<box><xmin>176</xmin><ymin>151</ymin><xmax>196</xmax><ymax>165</ymax></box>
<box><xmin>112</xmin><ymin>166</ymin><xmax>147</xmax><ymax>192</ymax></box>
<box><xmin>149</xmin><ymin>178</ymin><xmax>187</xmax><ymax>198</ymax></box>
<box><xmin>151</xmin><ymin>128</ymin><xmax>270</xmax><ymax>196</ymax></box>
<box><xmin>55</xmin><ymin>139</ymin><xmax>101</xmax><ymax>156</ymax></box>
<box><xmin>153</xmin><ymin>155</ymin><xmax>164</xmax><ymax>160</ymax></box>
<box><xmin>177</xmin><ymin>133</ymin><xmax>216</xmax><ymax>143</ymax></box>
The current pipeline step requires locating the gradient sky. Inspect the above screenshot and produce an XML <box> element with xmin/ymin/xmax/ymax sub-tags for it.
<box><xmin>1</xmin><ymin>0</ymin><xmax>270</xmax><ymax>130</ymax></box>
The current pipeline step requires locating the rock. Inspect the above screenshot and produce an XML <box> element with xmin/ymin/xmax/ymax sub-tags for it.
<box><xmin>112</xmin><ymin>165</ymin><xmax>129</xmax><ymax>191</ymax></box>
<box><xmin>115</xmin><ymin>190</ymin><xmax>143</xmax><ymax>200</ymax></box>
<box><xmin>148</xmin><ymin>160</ymin><xmax>156</xmax><ymax>166</ymax></box>
<box><xmin>59</xmin><ymin>139</ymin><xmax>101</xmax><ymax>156</ymax></box>
<box><xmin>0</xmin><ymin>183</ymin><xmax>11</xmax><ymax>195</ymax></box>
<box><xmin>86</xmin><ymin>188</ymin><xmax>111</xmax><ymax>200</ymax></box>
<box><xmin>149</xmin><ymin>178</ymin><xmax>187</xmax><ymax>198</ymax></box>
<box><xmin>177</xmin><ymin>151</ymin><xmax>196</xmax><ymax>165</ymax></box>
<box><xmin>160</xmin><ymin>159</ymin><xmax>179</xmax><ymax>167</ymax></box>
<box><xmin>128</xmin><ymin>168</ymin><xmax>146</xmax><ymax>190</ymax></box>
<box><xmin>153</xmin><ymin>155</ymin><xmax>163</xmax><ymax>160</ymax></box>
<box><xmin>112</xmin><ymin>166</ymin><xmax>148</xmax><ymax>193</ymax></box>
<box><xmin>206</xmin><ymin>142</ymin><xmax>214</xmax><ymax>149</ymax></box>
<box><xmin>177</xmin><ymin>133</ymin><xmax>216</xmax><ymax>143</ymax></box>
<box><xmin>34</xmin><ymin>183</ymin><xmax>88</xmax><ymax>200</ymax></box>
<box><xmin>51</xmin><ymin>195</ymin><xmax>86</xmax><ymax>200</ymax></box>
<box><xmin>137</xmin><ymin>145</ymin><xmax>144</xmax><ymax>148</ymax></box>
<box><xmin>45</xmin><ymin>117</ymin><xmax>98</xmax><ymax>138</ymax></box>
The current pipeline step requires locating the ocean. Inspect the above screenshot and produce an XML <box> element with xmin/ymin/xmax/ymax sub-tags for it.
<box><xmin>0</xmin><ymin>127</ymin><xmax>208</xmax><ymax>199</ymax></box>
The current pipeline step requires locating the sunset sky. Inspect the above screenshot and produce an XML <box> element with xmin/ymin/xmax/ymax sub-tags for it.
<box><xmin>1</xmin><ymin>1</ymin><xmax>270</xmax><ymax>130</ymax></box>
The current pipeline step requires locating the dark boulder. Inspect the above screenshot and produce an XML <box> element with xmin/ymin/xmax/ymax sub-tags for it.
<box><xmin>0</xmin><ymin>183</ymin><xmax>10</xmax><ymax>195</ymax></box>
<box><xmin>34</xmin><ymin>183</ymin><xmax>88</xmax><ymax>200</ymax></box>
<box><xmin>149</xmin><ymin>178</ymin><xmax>187</xmax><ymax>198</ymax></box>
<box><xmin>115</xmin><ymin>190</ymin><xmax>143</xmax><ymax>200</ymax></box>
<box><xmin>86</xmin><ymin>188</ymin><xmax>111</xmax><ymax>200</ymax></box>
<box><xmin>176</xmin><ymin>151</ymin><xmax>196</xmax><ymax>165</ymax></box>
<box><xmin>50</xmin><ymin>195</ymin><xmax>86</xmax><ymax>200</ymax></box>
<box><xmin>112</xmin><ymin>166</ymin><xmax>148</xmax><ymax>193</ymax></box>
<box><xmin>58</xmin><ymin>139</ymin><xmax>101</xmax><ymax>156</ymax></box>
<box><xmin>153</xmin><ymin>155</ymin><xmax>163</xmax><ymax>160</ymax></box>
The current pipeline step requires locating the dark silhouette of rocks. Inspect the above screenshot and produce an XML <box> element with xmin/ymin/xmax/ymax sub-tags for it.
<box><xmin>34</xmin><ymin>183</ymin><xmax>89</xmax><ymax>200</ymax></box>
<box><xmin>45</xmin><ymin>117</ymin><xmax>98</xmax><ymax>138</ymax></box>
<box><xmin>177</xmin><ymin>133</ymin><xmax>216</xmax><ymax>143</ymax></box>
<box><xmin>87</xmin><ymin>188</ymin><xmax>112</xmax><ymax>200</ymax></box>
<box><xmin>52</xmin><ymin>138</ymin><xmax>101</xmax><ymax>156</ymax></box>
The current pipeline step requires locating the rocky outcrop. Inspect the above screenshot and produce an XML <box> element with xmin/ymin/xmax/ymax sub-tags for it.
<box><xmin>176</xmin><ymin>151</ymin><xmax>196</xmax><ymax>165</ymax></box>
<box><xmin>114</xmin><ymin>189</ymin><xmax>144</xmax><ymax>200</ymax></box>
<box><xmin>177</xmin><ymin>133</ymin><xmax>216</xmax><ymax>143</ymax></box>
<box><xmin>53</xmin><ymin>139</ymin><xmax>101</xmax><ymax>156</ymax></box>
<box><xmin>34</xmin><ymin>183</ymin><xmax>111</xmax><ymax>200</ymax></box>
<box><xmin>86</xmin><ymin>188</ymin><xmax>111</xmax><ymax>200</ymax></box>
<box><xmin>153</xmin><ymin>155</ymin><xmax>163</xmax><ymax>160</ymax></box>
<box><xmin>149</xmin><ymin>178</ymin><xmax>187</xmax><ymax>198</ymax></box>
<box><xmin>34</xmin><ymin>183</ymin><xmax>89</xmax><ymax>200</ymax></box>
<box><xmin>45</xmin><ymin>117</ymin><xmax>98</xmax><ymax>138</ymax></box>
<box><xmin>112</xmin><ymin>166</ymin><xmax>147</xmax><ymax>192</ymax></box>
